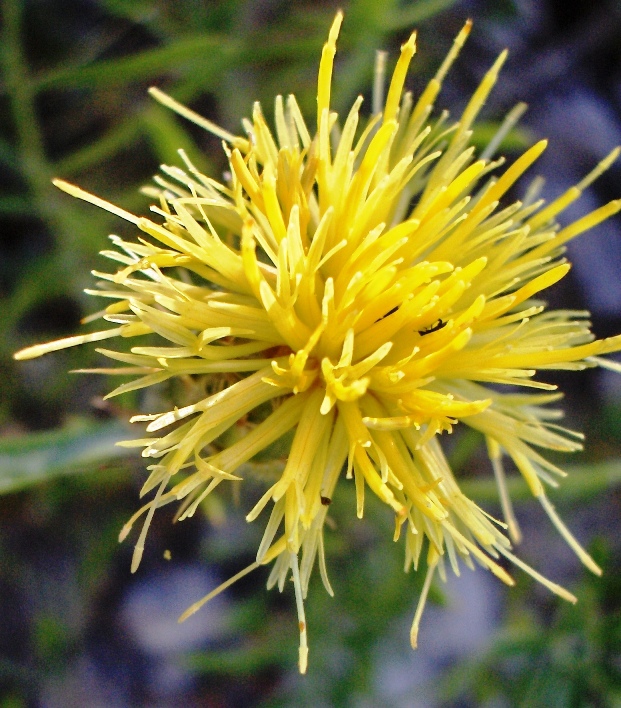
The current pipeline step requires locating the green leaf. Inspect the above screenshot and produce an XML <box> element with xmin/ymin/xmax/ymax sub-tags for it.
<box><xmin>98</xmin><ymin>0</ymin><xmax>160</xmax><ymax>23</ymax></box>
<box><xmin>471</xmin><ymin>121</ymin><xmax>533</xmax><ymax>152</ymax></box>
<box><xmin>382</xmin><ymin>0</ymin><xmax>459</xmax><ymax>30</ymax></box>
<box><xmin>460</xmin><ymin>459</ymin><xmax>621</xmax><ymax>504</ymax></box>
<box><xmin>0</xmin><ymin>420</ymin><xmax>133</xmax><ymax>494</ymax></box>
<box><xmin>53</xmin><ymin>115</ymin><xmax>143</xmax><ymax>176</ymax></box>
<box><xmin>35</xmin><ymin>35</ymin><xmax>239</xmax><ymax>90</ymax></box>
<box><xmin>0</xmin><ymin>195</ymin><xmax>31</xmax><ymax>216</ymax></box>
<box><xmin>0</xmin><ymin>135</ymin><xmax>18</xmax><ymax>170</ymax></box>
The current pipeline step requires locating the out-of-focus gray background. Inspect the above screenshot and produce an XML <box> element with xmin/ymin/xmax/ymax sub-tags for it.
<box><xmin>1</xmin><ymin>0</ymin><xmax>621</xmax><ymax>705</ymax></box>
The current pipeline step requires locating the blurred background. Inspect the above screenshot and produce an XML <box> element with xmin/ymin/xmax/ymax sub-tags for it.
<box><xmin>2</xmin><ymin>0</ymin><xmax>621</xmax><ymax>705</ymax></box>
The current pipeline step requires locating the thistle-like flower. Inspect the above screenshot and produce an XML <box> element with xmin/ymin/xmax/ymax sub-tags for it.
<box><xmin>15</xmin><ymin>13</ymin><xmax>621</xmax><ymax>673</ymax></box>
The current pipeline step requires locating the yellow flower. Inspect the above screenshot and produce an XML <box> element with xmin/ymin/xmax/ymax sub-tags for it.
<box><xmin>15</xmin><ymin>13</ymin><xmax>621</xmax><ymax>673</ymax></box>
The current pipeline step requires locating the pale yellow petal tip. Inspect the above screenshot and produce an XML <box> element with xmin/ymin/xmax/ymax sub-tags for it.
<box><xmin>557</xmin><ymin>587</ymin><xmax>578</xmax><ymax>604</ymax></box>
<box><xmin>52</xmin><ymin>177</ymin><xmax>76</xmax><ymax>193</ymax></box>
<box><xmin>485</xmin><ymin>48</ymin><xmax>509</xmax><ymax>77</ymax></box>
<box><xmin>131</xmin><ymin>544</ymin><xmax>144</xmax><ymax>573</ymax></box>
<box><xmin>538</xmin><ymin>493</ymin><xmax>602</xmax><ymax>577</ymax></box>
<box><xmin>404</xmin><ymin>31</ymin><xmax>417</xmax><ymax>52</ymax></box>
<box><xmin>330</xmin><ymin>10</ymin><xmax>344</xmax><ymax>41</ymax></box>
<box><xmin>494</xmin><ymin>566</ymin><xmax>516</xmax><ymax>587</ymax></box>
<box><xmin>13</xmin><ymin>346</ymin><xmax>38</xmax><ymax>361</ymax></box>
<box><xmin>605</xmin><ymin>145</ymin><xmax>621</xmax><ymax>164</ymax></box>
<box><xmin>299</xmin><ymin>644</ymin><xmax>309</xmax><ymax>674</ymax></box>
<box><xmin>508</xmin><ymin>522</ymin><xmax>523</xmax><ymax>545</ymax></box>
<box><xmin>410</xmin><ymin>625</ymin><xmax>419</xmax><ymax>650</ymax></box>
<box><xmin>178</xmin><ymin>605</ymin><xmax>197</xmax><ymax>624</ymax></box>
<box><xmin>148</xmin><ymin>86</ymin><xmax>173</xmax><ymax>108</ymax></box>
<box><xmin>118</xmin><ymin>523</ymin><xmax>132</xmax><ymax>543</ymax></box>
<box><xmin>53</xmin><ymin>179</ymin><xmax>142</xmax><ymax>224</ymax></box>
<box><xmin>14</xmin><ymin>337</ymin><xmax>72</xmax><ymax>360</ymax></box>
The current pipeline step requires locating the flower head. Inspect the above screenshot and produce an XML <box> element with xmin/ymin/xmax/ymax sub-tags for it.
<box><xmin>15</xmin><ymin>13</ymin><xmax>621</xmax><ymax>672</ymax></box>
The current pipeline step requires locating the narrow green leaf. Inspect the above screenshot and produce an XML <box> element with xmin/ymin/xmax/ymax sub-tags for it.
<box><xmin>0</xmin><ymin>195</ymin><xmax>31</xmax><ymax>215</ymax></box>
<box><xmin>460</xmin><ymin>460</ymin><xmax>621</xmax><ymax>503</ymax></box>
<box><xmin>0</xmin><ymin>421</ymin><xmax>133</xmax><ymax>494</ymax></box>
<box><xmin>54</xmin><ymin>117</ymin><xmax>143</xmax><ymax>176</ymax></box>
<box><xmin>383</xmin><ymin>0</ymin><xmax>459</xmax><ymax>30</ymax></box>
<box><xmin>0</xmin><ymin>135</ymin><xmax>18</xmax><ymax>170</ymax></box>
<box><xmin>35</xmin><ymin>35</ymin><xmax>238</xmax><ymax>90</ymax></box>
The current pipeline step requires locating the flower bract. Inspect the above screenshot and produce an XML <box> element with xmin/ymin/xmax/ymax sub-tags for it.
<box><xmin>15</xmin><ymin>13</ymin><xmax>621</xmax><ymax>673</ymax></box>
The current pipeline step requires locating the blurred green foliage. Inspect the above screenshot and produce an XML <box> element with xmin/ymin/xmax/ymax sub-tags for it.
<box><xmin>440</xmin><ymin>541</ymin><xmax>621</xmax><ymax>707</ymax></box>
